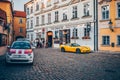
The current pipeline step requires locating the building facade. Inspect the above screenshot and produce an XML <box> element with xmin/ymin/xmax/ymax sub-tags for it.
<box><xmin>25</xmin><ymin>0</ymin><xmax>97</xmax><ymax>50</ymax></box>
<box><xmin>98</xmin><ymin>0</ymin><xmax>120</xmax><ymax>51</ymax></box>
<box><xmin>0</xmin><ymin>9</ymin><xmax>7</xmax><ymax>47</ymax></box>
<box><xmin>0</xmin><ymin>0</ymin><xmax>14</xmax><ymax>45</ymax></box>
<box><xmin>13</xmin><ymin>10</ymin><xmax>26</xmax><ymax>40</ymax></box>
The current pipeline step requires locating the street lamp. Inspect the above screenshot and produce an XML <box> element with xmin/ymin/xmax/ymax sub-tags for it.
<box><xmin>108</xmin><ymin>20</ymin><xmax>114</xmax><ymax>32</ymax></box>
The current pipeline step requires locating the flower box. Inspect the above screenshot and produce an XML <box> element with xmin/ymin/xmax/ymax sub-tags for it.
<box><xmin>82</xmin><ymin>36</ymin><xmax>90</xmax><ymax>39</ymax></box>
<box><xmin>71</xmin><ymin>36</ymin><xmax>79</xmax><ymax>39</ymax></box>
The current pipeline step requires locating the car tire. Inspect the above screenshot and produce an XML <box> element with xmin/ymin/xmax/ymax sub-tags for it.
<box><xmin>29</xmin><ymin>62</ymin><xmax>33</xmax><ymax>65</ymax></box>
<box><xmin>61</xmin><ymin>47</ymin><xmax>65</xmax><ymax>52</ymax></box>
<box><xmin>76</xmin><ymin>49</ymin><xmax>81</xmax><ymax>54</ymax></box>
<box><xmin>5</xmin><ymin>60</ymin><xmax>10</xmax><ymax>66</ymax></box>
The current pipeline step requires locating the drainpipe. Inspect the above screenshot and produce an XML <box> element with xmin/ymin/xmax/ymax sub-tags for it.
<box><xmin>94</xmin><ymin>0</ymin><xmax>98</xmax><ymax>51</ymax></box>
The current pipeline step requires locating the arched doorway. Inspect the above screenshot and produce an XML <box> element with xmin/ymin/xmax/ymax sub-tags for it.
<box><xmin>47</xmin><ymin>31</ymin><xmax>53</xmax><ymax>47</ymax></box>
<box><xmin>15</xmin><ymin>36</ymin><xmax>24</xmax><ymax>40</ymax></box>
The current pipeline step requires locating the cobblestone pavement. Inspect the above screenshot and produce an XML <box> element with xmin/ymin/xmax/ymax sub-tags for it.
<box><xmin>0</xmin><ymin>48</ymin><xmax>120</xmax><ymax>80</ymax></box>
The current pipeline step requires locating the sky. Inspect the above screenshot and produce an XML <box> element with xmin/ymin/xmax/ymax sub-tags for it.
<box><xmin>10</xmin><ymin>0</ymin><xmax>30</xmax><ymax>11</ymax></box>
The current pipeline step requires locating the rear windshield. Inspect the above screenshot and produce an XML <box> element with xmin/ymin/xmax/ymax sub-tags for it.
<box><xmin>11</xmin><ymin>42</ymin><xmax>31</xmax><ymax>49</ymax></box>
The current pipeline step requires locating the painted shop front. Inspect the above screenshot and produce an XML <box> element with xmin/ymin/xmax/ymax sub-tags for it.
<box><xmin>46</xmin><ymin>22</ymin><xmax>94</xmax><ymax>50</ymax></box>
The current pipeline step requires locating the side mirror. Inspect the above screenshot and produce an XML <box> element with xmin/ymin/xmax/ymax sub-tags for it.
<box><xmin>7</xmin><ymin>46</ymin><xmax>10</xmax><ymax>49</ymax></box>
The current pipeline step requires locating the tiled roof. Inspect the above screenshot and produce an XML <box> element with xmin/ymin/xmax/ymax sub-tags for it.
<box><xmin>14</xmin><ymin>10</ymin><xmax>26</xmax><ymax>18</ymax></box>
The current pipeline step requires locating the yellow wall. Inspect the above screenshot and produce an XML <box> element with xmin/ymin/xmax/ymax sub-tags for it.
<box><xmin>14</xmin><ymin>17</ymin><xmax>26</xmax><ymax>40</ymax></box>
<box><xmin>0</xmin><ymin>2</ymin><xmax>13</xmax><ymax>24</ymax></box>
<box><xmin>99</xmin><ymin>0</ymin><xmax>120</xmax><ymax>52</ymax></box>
<box><xmin>0</xmin><ymin>1</ymin><xmax>13</xmax><ymax>45</ymax></box>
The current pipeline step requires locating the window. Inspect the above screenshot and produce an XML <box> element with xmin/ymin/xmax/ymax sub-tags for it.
<box><xmin>84</xmin><ymin>3</ymin><xmax>90</xmax><ymax>16</ymax></box>
<box><xmin>48</xmin><ymin>13</ymin><xmax>51</xmax><ymax>24</ymax></box>
<box><xmin>55</xmin><ymin>30</ymin><xmax>58</xmax><ymax>38</ymax></box>
<box><xmin>102</xmin><ymin>5</ymin><xmax>109</xmax><ymax>20</ymax></box>
<box><xmin>55</xmin><ymin>11</ymin><xmax>59</xmax><ymax>22</ymax></box>
<box><xmin>27</xmin><ymin>21</ymin><xmax>29</xmax><ymax>29</ymax></box>
<box><xmin>117</xmin><ymin>3</ymin><xmax>120</xmax><ymax>18</ymax></box>
<box><xmin>102</xmin><ymin>36</ymin><xmax>110</xmax><ymax>45</ymax></box>
<box><xmin>19</xmin><ymin>27</ymin><xmax>23</xmax><ymax>33</ymax></box>
<box><xmin>30</xmin><ymin>20</ymin><xmax>33</xmax><ymax>28</ymax></box>
<box><xmin>72</xmin><ymin>28</ymin><xmax>78</xmax><ymax>37</ymax></box>
<box><xmin>36</xmin><ymin>2</ymin><xmax>39</xmax><ymax>11</ymax></box>
<box><xmin>27</xmin><ymin>34</ymin><xmax>29</xmax><ymax>39</ymax></box>
<box><xmin>84</xmin><ymin>28</ymin><xmax>90</xmax><ymax>37</ymax></box>
<box><xmin>72</xmin><ymin>6</ymin><xmax>77</xmax><ymax>19</ymax></box>
<box><xmin>19</xmin><ymin>18</ymin><xmax>22</xmax><ymax>24</ymax></box>
<box><xmin>27</xmin><ymin>8</ymin><xmax>29</xmax><ymax>15</ymax></box>
<box><xmin>36</xmin><ymin>17</ymin><xmax>39</xmax><ymax>26</ymax></box>
<box><xmin>31</xmin><ymin>34</ymin><xmax>33</xmax><ymax>41</ymax></box>
<box><xmin>117</xmin><ymin>35</ymin><xmax>120</xmax><ymax>45</ymax></box>
<box><xmin>0</xmin><ymin>34</ymin><xmax>7</xmax><ymax>46</ymax></box>
<box><xmin>41</xmin><ymin>15</ymin><xmax>45</xmax><ymax>25</ymax></box>
<box><xmin>31</xmin><ymin>6</ymin><xmax>33</xmax><ymax>13</ymax></box>
<box><xmin>63</xmin><ymin>10</ymin><xmax>67</xmax><ymax>20</ymax></box>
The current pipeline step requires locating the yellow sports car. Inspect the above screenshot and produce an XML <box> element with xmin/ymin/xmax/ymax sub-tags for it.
<box><xmin>60</xmin><ymin>43</ymin><xmax>91</xmax><ymax>53</ymax></box>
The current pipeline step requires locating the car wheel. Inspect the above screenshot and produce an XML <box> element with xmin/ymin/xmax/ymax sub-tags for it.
<box><xmin>5</xmin><ymin>60</ymin><xmax>10</xmax><ymax>66</ymax></box>
<box><xmin>76</xmin><ymin>49</ymin><xmax>81</xmax><ymax>54</ymax></box>
<box><xmin>61</xmin><ymin>47</ymin><xmax>65</xmax><ymax>52</ymax></box>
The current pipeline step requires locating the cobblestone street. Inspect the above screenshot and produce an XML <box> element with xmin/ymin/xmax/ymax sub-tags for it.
<box><xmin>0</xmin><ymin>48</ymin><xmax>120</xmax><ymax>80</ymax></box>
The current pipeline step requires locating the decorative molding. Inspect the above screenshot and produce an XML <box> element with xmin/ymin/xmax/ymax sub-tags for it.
<box><xmin>99</xmin><ymin>0</ymin><xmax>112</xmax><ymax>4</ymax></box>
<box><xmin>52</xmin><ymin>4</ymin><xmax>60</xmax><ymax>10</ymax></box>
<box><xmin>69</xmin><ymin>0</ymin><xmax>80</xmax><ymax>5</ymax></box>
<box><xmin>99</xmin><ymin>19</ymin><xmax>110</xmax><ymax>22</ymax></box>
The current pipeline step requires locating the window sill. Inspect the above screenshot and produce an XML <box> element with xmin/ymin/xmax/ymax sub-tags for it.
<box><xmin>71</xmin><ymin>17</ymin><xmax>79</xmax><ymax>21</ymax></box>
<box><xmin>82</xmin><ymin>36</ymin><xmax>90</xmax><ymax>39</ymax></box>
<box><xmin>41</xmin><ymin>24</ymin><xmax>45</xmax><ymax>26</ymax></box>
<box><xmin>46</xmin><ymin>23</ymin><xmax>52</xmax><ymax>25</ymax></box>
<box><xmin>62</xmin><ymin>19</ymin><xmax>69</xmax><ymax>22</ymax></box>
<box><xmin>99</xmin><ymin>19</ymin><xmax>110</xmax><ymax>22</ymax></box>
<box><xmin>101</xmin><ymin>44</ymin><xmax>110</xmax><ymax>46</ymax></box>
<box><xmin>115</xmin><ymin>18</ymin><xmax>120</xmax><ymax>20</ymax></box>
<box><xmin>82</xmin><ymin>15</ymin><xmax>92</xmax><ymax>18</ymax></box>
<box><xmin>71</xmin><ymin>37</ymin><xmax>79</xmax><ymax>39</ymax></box>
<box><xmin>35</xmin><ymin>25</ymin><xmax>39</xmax><ymax>27</ymax></box>
<box><xmin>54</xmin><ymin>21</ymin><xmax>59</xmax><ymax>23</ymax></box>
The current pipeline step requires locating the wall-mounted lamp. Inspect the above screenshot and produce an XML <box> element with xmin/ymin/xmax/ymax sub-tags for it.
<box><xmin>108</xmin><ymin>20</ymin><xmax>114</xmax><ymax>32</ymax></box>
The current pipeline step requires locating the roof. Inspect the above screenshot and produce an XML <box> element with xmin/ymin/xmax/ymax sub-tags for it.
<box><xmin>14</xmin><ymin>10</ymin><xmax>26</xmax><ymax>18</ymax></box>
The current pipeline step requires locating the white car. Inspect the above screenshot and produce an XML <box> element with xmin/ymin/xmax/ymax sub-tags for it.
<box><xmin>6</xmin><ymin>41</ymin><xmax>34</xmax><ymax>64</ymax></box>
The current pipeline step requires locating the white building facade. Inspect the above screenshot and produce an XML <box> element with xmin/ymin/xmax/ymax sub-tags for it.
<box><xmin>25</xmin><ymin>0</ymin><xmax>97</xmax><ymax>51</ymax></box>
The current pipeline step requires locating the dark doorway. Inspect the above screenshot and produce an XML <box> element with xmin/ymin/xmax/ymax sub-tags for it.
<box><xmin>48</xmin><ymin>35</ymin><xmax>52</xmax><ymax>47</ymax></box>
<box><xmin>16</xmin><ymin>36</ymin><xmax>24</xmax><ymax>40</ymax></box>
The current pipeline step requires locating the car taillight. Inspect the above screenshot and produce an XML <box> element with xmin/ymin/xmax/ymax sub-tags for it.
<box><xmin>24</xmin><ymin>49</ymin><xmax>32</xmax><ymax>54</ymax></box>
<box><xmin>8</xmin><ymin>49</ymin><xmax>16</xmax><ymax>55</ymax></box>
<box><xmin>10</xmin><ymin>49</ymin><xmax>16</xmax><ymax>53</ymax></box>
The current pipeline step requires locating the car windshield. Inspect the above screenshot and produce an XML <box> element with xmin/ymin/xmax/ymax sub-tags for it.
<box><xmin>11</xmin><ymin>42</ymin><xmax>31</xmax><ymax>49</ymax></box>
<box><xmin>71</xmin><ymin>43</ymin><xmax>80</xmax><ymax>47</ymax></box>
